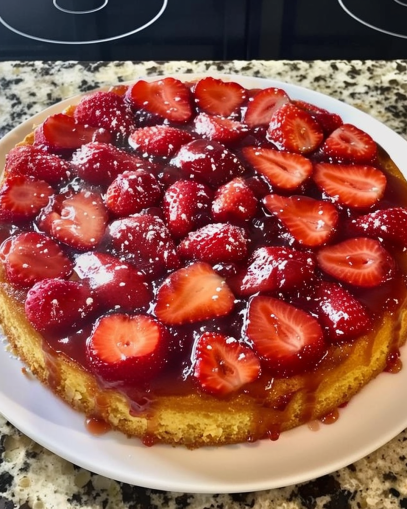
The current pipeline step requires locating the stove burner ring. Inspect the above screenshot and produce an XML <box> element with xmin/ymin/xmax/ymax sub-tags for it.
<box><xmin>338</xmin><ymin>0</ymin><xmax>407</xmax><ymax>39</ymax></box>
<box><xmin>53</xmin><ymin>0</ymin><xmax>108</xmax><ymax>15</ymax></box>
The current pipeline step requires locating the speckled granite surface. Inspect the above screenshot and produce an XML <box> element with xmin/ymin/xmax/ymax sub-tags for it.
<box><xmin>0</xmin><ymin>60</ymin><xmax>407</xmax><ymax>508</ymax></box>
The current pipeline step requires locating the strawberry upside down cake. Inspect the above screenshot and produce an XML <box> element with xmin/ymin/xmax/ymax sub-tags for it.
<box><xmin>0</xmin><ymin>75</ymin><xmax>406</xmax><ymax>448</ymax></box>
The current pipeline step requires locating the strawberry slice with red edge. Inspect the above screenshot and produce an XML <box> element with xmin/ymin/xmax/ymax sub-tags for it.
<box><xmin>312</xmin><ymin>281</ymin><xmax>372</xmax><ymax>343</ymax></box>
<box><xmin>163</xmin><ymin>179</ymin><xmax>213</xmax><ymax>238</ymax></box>
<box><xmin>126</xmin><ymin>78</ymin><xmax>193</xmax><ymax>123</ymax></box>
<box><xmin>246</xmin><ymin>296</ymin><xmax>326</xmax><ymax>377</ymax></box>
<box><xmin>128</xmin><ymin>125</ymin><xmax>194</xmax><ymax>158</ymax></box>
<box><xmin>39</xmin><ymin>189</ymin><xmax>108</xmax><ymax>251</ymax></box>
<box><xmin>193</xmin><ymin>332</ymin><xmax>261</xmax><ymax>396</ymax></box>
<box><xmin>293</xmin><ymin>100</ymin><xmax>343</xmax><ymax>135</ymax></box>
<box><xmin>0</xmin><ymin>175</ymin><xmax>53</xmax><ymax>222</ymax></box>
<box><xmin>71</xmin><ymin>142</ymin><xmax>149</xmax><ymax>187</ymax></box>
<box><xmin>244</xmin><ymin>87</ymin><xmax>290</xmax><ymax>127</ymax></box>
<box><xmin>178</xmin><ymin>223</ymin><xmax>248</xmax><ymax>264</ymax></box>
<box><xmin>74</xmin><ymin>252</ymin><xmax>152</xmax><ymax>311</ymax></box>
<box><xmin>313</xmin><ymin>162</ymin><xmax>387</xmax><ymax>208</ymax></box>
<box><xmin>25</xmin><ymin>278</ymin><xmax>98</xmax><ymax>334</ymax></box>
<box><xmin>193</xmin><ymin>112</ymin><xmax>249</xmax><ymax>144</ymax></box>
<box><xmin>0</xmin><ymin>232</ymin><xmax>73</xmax><ymax>287</ymax></box>
<box><xmin>242</xmin><ymin>146</ymin><xmax>313</xmax><ymax>191</ymax></box>
<box><xmin>4</xmin><ymin>145</ymin><xmax>71</xmax><ymax>185</ymax></box>
<box><xmin>74</xmin><ymin>90</ymin><xmax>136</xmax><ymax>137</ymax></box>
<box><xmin>348</xmin><ymin>207</ymin><xmax>407</xmax><ymax>248</ymax></box>
<box><xmin>228</xmin><ymin>246</ymin><xmax>316</xmax><ymax>296</ymax></box>
<box><xmin>105</xmin><ymin>169</ymin><xmax>162</xmax><ymax>217</ymax></box>
<box><xmin>34</xmin><ymin>113</ymin><xmax>112</xmax><ymax>152</ymax></box>
<box><xmin>193</xmin><ymin>77</ymin><xmax>247</xmax><ymax>117</ymax></box>
<box><xmin>211</xmin><ymin>177</ymin><xmax>258</xmax><ymax>223</ymax></box>
<box><xmin>267</xmin><ymin>103</ymin><xmax>324</xmax><ymax>154</ymax></box>
<box><xmin>86</xmin><ymin>313</ymin><xmax>169</xmax><ymax>383</ymax></box>
<box><xmin>155</xmin><ymin>261</ymin><xmax>235</xmax><ymax>325</ymax></box>
<box><xmin>263</xmin><ymin>194</ymin><xmax>339</xmax><ymax>247</ymax></box>
<box><xmin>317</xmin><ymin>237</ymin><xmax>396</xmax><ymax>288</ymax></box>
<box><xmin>322</xmin><ymin>123</ymin><xmax>378</xmax><ymax>164</ymax></box>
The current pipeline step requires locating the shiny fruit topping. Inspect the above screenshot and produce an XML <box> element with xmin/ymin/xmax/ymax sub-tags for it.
<box><xmin>244</xmin><ymin>87</ymin><xmax>290</xmax><ymax>127</ymax></box>
<box><xmin>34</xmin><ymin>113</ymin><xmax>111</xmax><ymax>151</ymax></box>
<box><xmin>87</xmin><ymin>313</ymin><xmax>169</xmax><ymax>383</ymax></box>
<box><xmin>242</xmin><ymin>146</ymin><xmax>313</xmax><ymax>191</ymax></box>
<box><xmin>25</xmin><ymin>278</ymin><xmax>97</xmax><ymax>334</ymax></box>
<box><xmin>173</xmin><ymin>139</ymin><xmax>245</xmax><ymax>186</ymax></box>
<box><xmin>178</xmin><ymin>223</ymin><xmax>248</xmax><ymax>264</ymax></box>
<box><xmin>155</xmin><ymin>261</ymin><xmax>235</xmax><ymax>325</ymax></box>
<box><xmin>211</xmin><ymin>177</ymin><xmax>258</xmax><ymax>223</ymax></box>
<box><xmin>313</xmin><ymin>162</ymin><xmax>387</xmax><ymax>208</ymax></box>
<box><xmin>317</xmin><ymin>237</ymin><xmax>395</xmax><ymax>287</ymax></box>
<box><xmin>293</xmin><ymin>100</ymin><xmax>343</xmax><ymax>135</ymax></box>
<box><xmin>263</xmin><ymin>194</ymin><xmax>339</xmax><ymax>247</ymax></box>
<box><xmin>162</xmin><ymin>179</ymin><xmax>213</xmax><ymax>239</ymax></box>
<box><xmin>39</xmin><ymin>189</ymin><xmax>108</xmax><ymax>251</ymax></box>
<box><xmin>322</xmin><ymin>123</ymin><xmax>377</xmax><ymax>163</ymax></box>
<box><xmin>267</xmin><ymin>103</ymin><xmax>324</xmax><ymax>154</ymax></box>
<box><xmin>193</xmin><ymin>113</ymin><xmax>249</xmax><ymax>144</ymax></box>
<box><xmin>105</xmin><ymin>169</ymin><xmax>162</xmax><ymax>217</ymax></box>
<box><xmin>193</xmin><ymin>77</ymin><xmax>247</xmax><ymax>117</ymax></box>
<box><xmin>0</xmin><ymin>232</ymin><xmax>73</xmax><ymax>287</ymax></box>
<box><xmin>246</xmin><ymin>296</ymin><xmax>326</xmax><ymax>377</ymax></box>
<box><xmin>74</xmin><ymin>252</ymin><xmax>152</xmax><ymax>312</ymax></box>
<box><xmin>129</xmin><ymin>125</ymin><xmax>194</xmax><ymax>158</ymax></box>
<box><xmin>228</xmin><ymin>246</ymin><xmax>315</xmax><ymax>296</ymax></box>
<box><xmin>0</xmin><ymin>175</ymin><xmax>53</xmax><ymax>222</ymax></box>
<box><xmin>126</xmin><ymin>77</ymin><xmax>193</xmax><ymax>123</ymax></box>
<box><xmin>193</xmin><ymin>332</ymin><xmax>261</xmax><ymax>396</ymax></box>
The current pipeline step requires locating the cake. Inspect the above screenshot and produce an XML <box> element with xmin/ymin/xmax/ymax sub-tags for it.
<box><xmin>0</xmin><ymin>75</ymin><xmax>406</xmax><ymax>448</ymax></box>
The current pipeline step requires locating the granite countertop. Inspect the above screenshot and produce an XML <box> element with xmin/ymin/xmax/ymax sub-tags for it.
<box><xmin>0</xmin><ymin>59</ymin><xmax>407</xmax><ymax>508</ymax></box>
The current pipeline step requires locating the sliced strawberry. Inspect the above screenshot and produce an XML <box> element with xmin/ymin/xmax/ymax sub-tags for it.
<box><xmin>74</xmin><ymin>90</ymin><xmax>135</xmax><ymax>137</ymax></box>
<box><xmin>246</xmin><ymin>296</ymin><xmax>326</xmax><ymax>377</ymax></box>
<box><xmin>244</xmin><ymin>87</ymin><xmax>290</xmax><ymax>128</ymax></box>
<box><xmin>107</xmin><ymin>214</ymin><xmax>180</xmax><ymax>278</ymax></box>
<box><xmin>313</xmin><ymin>162</ymin><xmax>387</xmax><ymax>208</ymax></box>
<box><xmin>126</xmin><ymin>78</ymin><xmax>193</xmax><ymax>123</ymax></box>
<box><xmin>312</xmin><ymin>281</ymin><xmax>372</xmax><ymax>343</ymax></box>
<box><xmin>0</xmin><ymin>232</ymin><xmax>73</xmax><ymax>287</ymax></box>
<box><xmin>0</xmin><ymin>175</ymin><xmax>53</xmax><ymax>222</ymax></box>
<box><xmin>71</xmin><ymin>142</ymin><xmax>148</xmax><ymax>187</ymax></box>
<box><xmin>128</xmin><ymin>125</ymin><xmax>194</xmax><ymax>158</ymax></box>
<box><xmin>4</xmin><ymin>145</ymin><xmax>71</xmax><ymax>185</ymax></box>
<box><xmin>86</xmin><ymin>313</ymin><xmax>169</xmax><ymax>383</ymax></box>
<box><xmin>105</xmin><ymin>170</ymin><xmax>162</xmax><ymax>217</ymax></box>
<box><xmin>34</xmin><ymin>113</ymin><xmax>112</xmax><ymax>151</ymax></box>
<box><xmin>193</xmin><ymin>77</ymin><xmax>247</xmax><ymax>117</ymax></box>
<box><xmin>193</xmin><ymin>332</ymin><xmax>261</xmax><ymax>396</ymax></box>
<box><xmin>178</xmin><ymin>223</ymin><xmax>248</xmax><ymax>264</ymax></box>
<box><xmin>39</xmin><ymin>190</ymin><xmax>108</xmax><ymax>251</ymax></box>
<box><xmin>193</xmin><ymin>113</ymin><xmax>249</xmax><ymax>144</ymax></box>
<box><xmin>173</xmin><ymin>139</ymin><xmax>245</xmax><ymax>187</ymax></box>
<box><xmin>162</xmin><ymin>179</ymin><xmax>213</xmax><ymax>238</ymax></box>
<box><xmin>25</xmin><ymin>278</ymin><xmax>97</xmax><ymax>334</ymax></box>
<box><xmin>211</xmin><ymin>177</ymin><xmax>258</xmax><ymax>223</ymax></box>
<box><xmin>242</xmin><ymin>146</ymin><xmax>313</xmax><ymax>191</ymax></box>
<box><xmin>263</xmin><ymin>194</ymin><xmax>339</xmax><ymax>247</ymax></box>
<box><xmin>322</xmin><ymin>123</ymin><xmax>377</xmax><ymax>164</ymax></box>
<box><xmin>228</xmin><ymin>246</ymin><xmax>316</xmax><ymax>296</ymax></box>
<box><xmin>267</xmin><ymin>103</ymin><xmax>324</xmax><ymax>154</ymax></box>
<box><xmin>75</xmin><ymin>252</ymin><xmax>152</xmax><ymax>311</ymax></box>
<box><xmin>155</xmin><ymin>261</ymin><xmax>235</xmax><ymax>325</ymax></box>
<box><xmin>317</xmin><ymin>237</ymin><xmax>395</xmax><ymax>288</ymax></box>
<box><xmin>293</xmin><ymin>100</ymin><xmax>343</xmax><ymax>135</ymax></box>
<box><xmin>348</xmin><ymin>207</ymin><xmax>407</xmax><ymax>248</ymax></box>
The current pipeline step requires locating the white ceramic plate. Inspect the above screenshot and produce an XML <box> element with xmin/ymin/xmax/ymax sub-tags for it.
<box><xmin>1</xmin><ymin>74</ymin><xmax>407</xmax><ymax>494</ymax></box>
